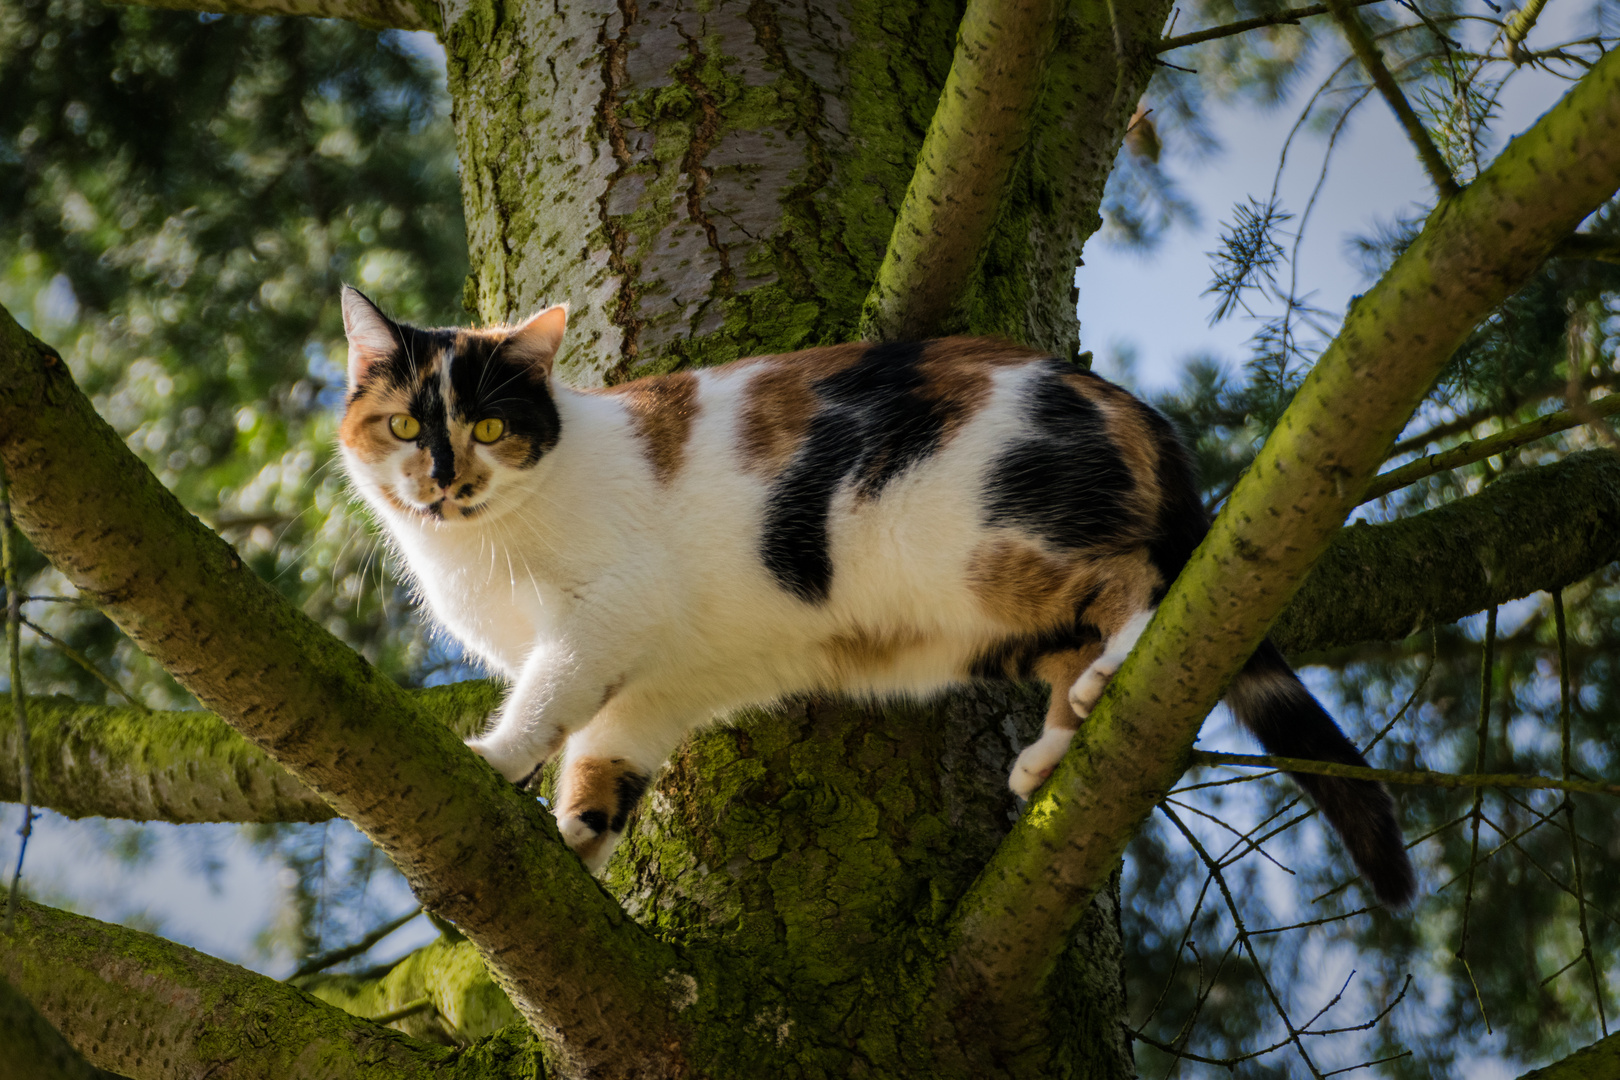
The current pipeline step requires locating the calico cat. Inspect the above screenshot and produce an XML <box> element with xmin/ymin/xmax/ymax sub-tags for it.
<box><xmin>336</xmin><ymin>286</ymin><xmax>1416</xmax><ymax>905</ymax></box>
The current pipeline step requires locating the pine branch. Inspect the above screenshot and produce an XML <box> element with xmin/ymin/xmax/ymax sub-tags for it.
<box><xmin>1360</xmin><ymin>393</ymin><xmax>1620</xmax><ymax>502</ymax></box>
<box><xmin>938</xmin><ymin>46</ymin><xmax>1620</xmax><ymax>1039</ymax></box>
<box><xmin>0</xmin><ymin>307</ymin><xmax>692</xmax><ymax>1075</ymax></box>
<box><xmin>1275</xmin><ymin>450</ymin><xmax>1620</xmax><ymax>653</ymax></box>
<box><xmin>1325</xmin><ymin>0</ymin><xmax>1461</xmax><ymax>197</ymax></box>
<box><xmin>1186</xmin><ymin>750</ymin><xmax>1620</xmax><ymax>798</ymax></box>
<box><xmin>858</xmin><ymin>0</ymin><xmax>1062</xmax><ymax>341</ymax></box>
<box><xmin>101</xmin><ymin>0</ymin><xmax>437</xmax><ymax>32</ymax></box>
<box><xmin>1157</xmin><ymin>0</ymin><xmax>1385</xmax><ymax>53</ymax></box>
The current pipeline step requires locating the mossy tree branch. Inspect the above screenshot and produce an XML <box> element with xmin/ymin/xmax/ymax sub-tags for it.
<box><xmin>0</xmin><ymin>311</ymin><xmax>692</xmax><ymax>1077</ymax></box>
<box><xmin>857</xmin><ymin>0</ymin><xmax>1063</xmax><ymax>341</ymax></box>
<box><xmin>1276</xmin><ymin>450</ymin><xmax>1620</xmax><ymax>651</ymax></box>
<box><xmin>936</xmin><ymin>46</ymin><xmax>1620</xmax><ymax>1046</ymax></box>
<box><xmin>1360</xmin><ymin>396</ymin><xmax>1620</xmax><ymax>503</ymax></box>
<box><xmin>103</xmin><ymin>0</ymin><xmax>438</xmax><ymax>33</ymax></box>
<box><xmin>0</xmin><ymin>684</ymin><xmax>497</xmax><ymax>824</ymax></box>
<box><xmin>0</xmin><ymin>899</ymin><xmax>497</xmax><ymax>1080</ymax></box>
<box><xmin>1516</xmin><ymin>1032</ymin><xmax>1620</xmax><ymax>1079</ymax></box>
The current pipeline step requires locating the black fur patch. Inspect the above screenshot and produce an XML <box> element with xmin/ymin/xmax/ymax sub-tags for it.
<box><xmin>610</xmin><ymin>771</ymin><xmax>651</xmax><ymax>834</ymax></box>
<box><xmin>577</xmin><ymin>809</ymin><xmax>609</xmax><ymax>835</ymax></box>
<box><xmin>760</xmin><ymin>342</ymin><xmax>948</xmax><ymax>603</ymax></box>
<box><xmin>448</xmin><ymin>335</ymin><xmax>560</xmax><ymax>467</ymax></box>
<box><xmin>982</xmin><ymin>364</ymin><xmax>1137</xmax><ymax>552</ymax></box>
<box><xmin>1139</xmin><ymin>404</ymin><xmax>1209</xmax><ymax>603</ymax></box>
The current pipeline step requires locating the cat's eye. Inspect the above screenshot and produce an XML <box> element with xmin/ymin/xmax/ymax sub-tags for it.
<box><xmin>473</xmin><ymin>418</ymin><xmax>506</xmax><ymax>444</ymax></box>
<box><xmin>388</xmin><ymin>414</ymin><xmax>420</xmax><ymax>440</ymax></box>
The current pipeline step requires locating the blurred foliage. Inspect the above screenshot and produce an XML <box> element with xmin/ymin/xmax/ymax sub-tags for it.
<box><xmin>0</xmin><ymin>0</ymin><xmax>467</xmax><ymax>972</ymax></box>
<box><xmin>0</xmin><ymin>0</ymin><xmax>469</xmax><ymax>710</ymax></box>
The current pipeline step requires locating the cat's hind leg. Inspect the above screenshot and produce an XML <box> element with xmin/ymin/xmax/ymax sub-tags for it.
<box><xmin>1068</xmin><ymin>607</ymin><xmax>1153</xmax><ymax>719</ymax></box>
<box><xmin>1009</xmin><ymin>646</ymin><xmax>1102</xmax><ymax>798</ymax></box>
<box><xmin>553</xmin><ymin>709</ymin><xmax>691</xmax><ymax>872</ymax></box>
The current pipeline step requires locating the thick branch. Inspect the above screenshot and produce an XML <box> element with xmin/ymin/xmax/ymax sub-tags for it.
<box><xmin>857</xmin><ymin>0</ymin><xmax>1062</xmax><ymax>341</ymax></box>
<box><xmin>1275</xmin><ymin>450</ymin><xmax>1620</xmax><ymax>652</ymax></box>
<box><xmin>0</xmin><ymin>314</ymin><xmax>688</xmax><ymax>1076</ymax></box>
<box><xmin>1360</xmin><ymin>396</ymin><xmax>1620</xmax><ymax>503</ymax></box>
<box><xmin>0</xmin><ymin>684</ymin><xmax>497</xmax><ymax>824</ymax></box>
<box><xmin>104</xmin><ymin>0</ymin><xmax>438</xmax><ymax>33</ymax></box>
<box><xmin>939</xmin><ymin>46</ymin><xmax>1620</xmax><ymax>1040</ymax></box>
<box><xmin>0</xmin><ymin>900</ymin><xmax>469</xmax><ymax>1080</ymax></box>
<box><xmin>1517</xmin><ymin>1033</ymin><xmax>1620</xmax><ymax>1079</ymax></box>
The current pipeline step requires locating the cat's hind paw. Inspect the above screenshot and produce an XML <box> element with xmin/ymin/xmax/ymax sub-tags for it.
<box><xmin>1008</xmin><ymin>728</ymin><xmax>1076</xmax><ymax>798</ymax></box>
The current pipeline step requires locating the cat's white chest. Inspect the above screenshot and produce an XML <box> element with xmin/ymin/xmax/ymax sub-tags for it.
<box><xmin>398</xmin><ymin>526</ymin><xmax>555</xmax><ymax>676</ymax></box>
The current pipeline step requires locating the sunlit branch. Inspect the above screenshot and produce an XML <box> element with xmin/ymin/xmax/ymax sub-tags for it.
<box><xmin>1361</xmin><ymin>393</ymin><xmax>1620</xmax><ymax>502</ymax></box>
<box><xmin>858</xmin><ymin>0</ymin><xmax>1062</xmax><ymax>341</ymax></box>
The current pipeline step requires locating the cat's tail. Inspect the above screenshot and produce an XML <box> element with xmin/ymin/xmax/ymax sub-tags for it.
<box><xmin>1224</xmin><ymin>639</ymin><xmax>1416</xmax><ymax>907</ymax></box>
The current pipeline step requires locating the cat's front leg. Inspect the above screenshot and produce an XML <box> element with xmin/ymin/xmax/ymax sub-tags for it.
<box><xmin>467</xmin><ymin>638</ymin><xmax>625</xmax><ymax>784</ymax></box>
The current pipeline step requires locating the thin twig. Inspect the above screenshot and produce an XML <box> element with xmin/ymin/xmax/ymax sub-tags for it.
<box><xmin>1360</xmin><ymin>392</ymin><xmax>1620</xmax><ymax>502</ymax></box>
<box><xmin>1325</xmin><ymin>0</ymin><xmax>1462</xmax><ymax>196</ymax></box>
<box><xmin>1390</xmin><ymin>371</ymin><xmax>1620</xmax><ymax>455</ymax></box>
<box><xmin>1186</xmin><ymin>751</ymin><xmax>1620</xmax><ymax>798</ymax></box>
<box><xmin>287</xmin><ymin>905</ymin><xmax>425</xmax><ymax>981</ymax></box>
<box><xmin>1</xmin><ymin>462</ymin><xmax>32</xmax><ymax>934</ymax></box>
<box><xmin>1161</xmin><ymin>805</ymin><xmax>1327</xmax><ymax>1078</ymax></box>
<box><xmin>1456</xmin><ymin>608</ymin><xmax>1495</xmax><ymax>1031</ymax></box>
<box><xmin>1504</xmin><ymin>0</ymin><xmax>1551</xmax><ymax>61</ymax></box>
<box><xmin>1555</xmin><ymin>592</ymin><xmax>1609</xmax><ymax>1035</ymax></box>
<box><xmin>18</xmin><ymin>616</ymin><xmax>149</xmax><ymax>712</ymax></box>
<box><xmin>1157</xmin><ymin>0</ymin><xmax>1385</xmax><ymax>52</ymax></box>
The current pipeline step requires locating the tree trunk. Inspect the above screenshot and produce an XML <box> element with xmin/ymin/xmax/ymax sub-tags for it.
<box><xmin>439</xmin><ymin>0</ymin><xmax>1159</xmax><ymax>1073</ymax></box>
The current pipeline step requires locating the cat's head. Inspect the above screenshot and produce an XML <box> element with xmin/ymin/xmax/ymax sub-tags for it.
<box><xmin>337</xmin><ymin>286</ymin><xmax>567</xmax><ymax>525</ymax></box>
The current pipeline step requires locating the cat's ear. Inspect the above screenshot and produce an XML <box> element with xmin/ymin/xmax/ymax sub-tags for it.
<box><xmin>503</xmin><ymin>304</ymin><xmax>569</xmax><ymax>378</ymax></box>
<box><xmin>341</xmin><ymin>286</ymin><xmax>401</xmax><ymax>390</ymax></box>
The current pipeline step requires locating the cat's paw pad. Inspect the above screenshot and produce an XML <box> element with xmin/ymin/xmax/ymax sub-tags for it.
<box><xmin>1008</xmin><ymin>728</ymin><xmax>1076</xmax><ymax>798</ymax></box>
<box><xmin>466</xmin><ymin>737</ymin><xmax>544</xmax><ymax>785</ymax></box>
<box><xmin>1068</xmin><ymin>666</ymin><xmax>1118</xmax><ymax>718</ymax></box>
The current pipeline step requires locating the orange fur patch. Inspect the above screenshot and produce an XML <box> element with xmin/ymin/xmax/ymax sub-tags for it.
<box><xmin>1031</xmin><ymin>649</ymin><xmax>1102</xmax><ymax>731</ymax></box>
<box><xmin>604</xmin><ymin>371</ymin><xmax>700</xmax><ymax>484</ymax></box>
<box><xmin>822</xmin><ymin>624</ymin><xmax>928</xmax><ymax>679</ymax></box>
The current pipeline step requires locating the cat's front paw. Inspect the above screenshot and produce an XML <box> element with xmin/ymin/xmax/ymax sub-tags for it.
<box><xmin>466</xmin><ymin>736</ymin><xmax>546</xmax><ymax>785</ymax></box>
<box><xmin>1008</xmin><ymin>728</ymin><xmax>1077</xmax><ymax>798</ymax></box>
